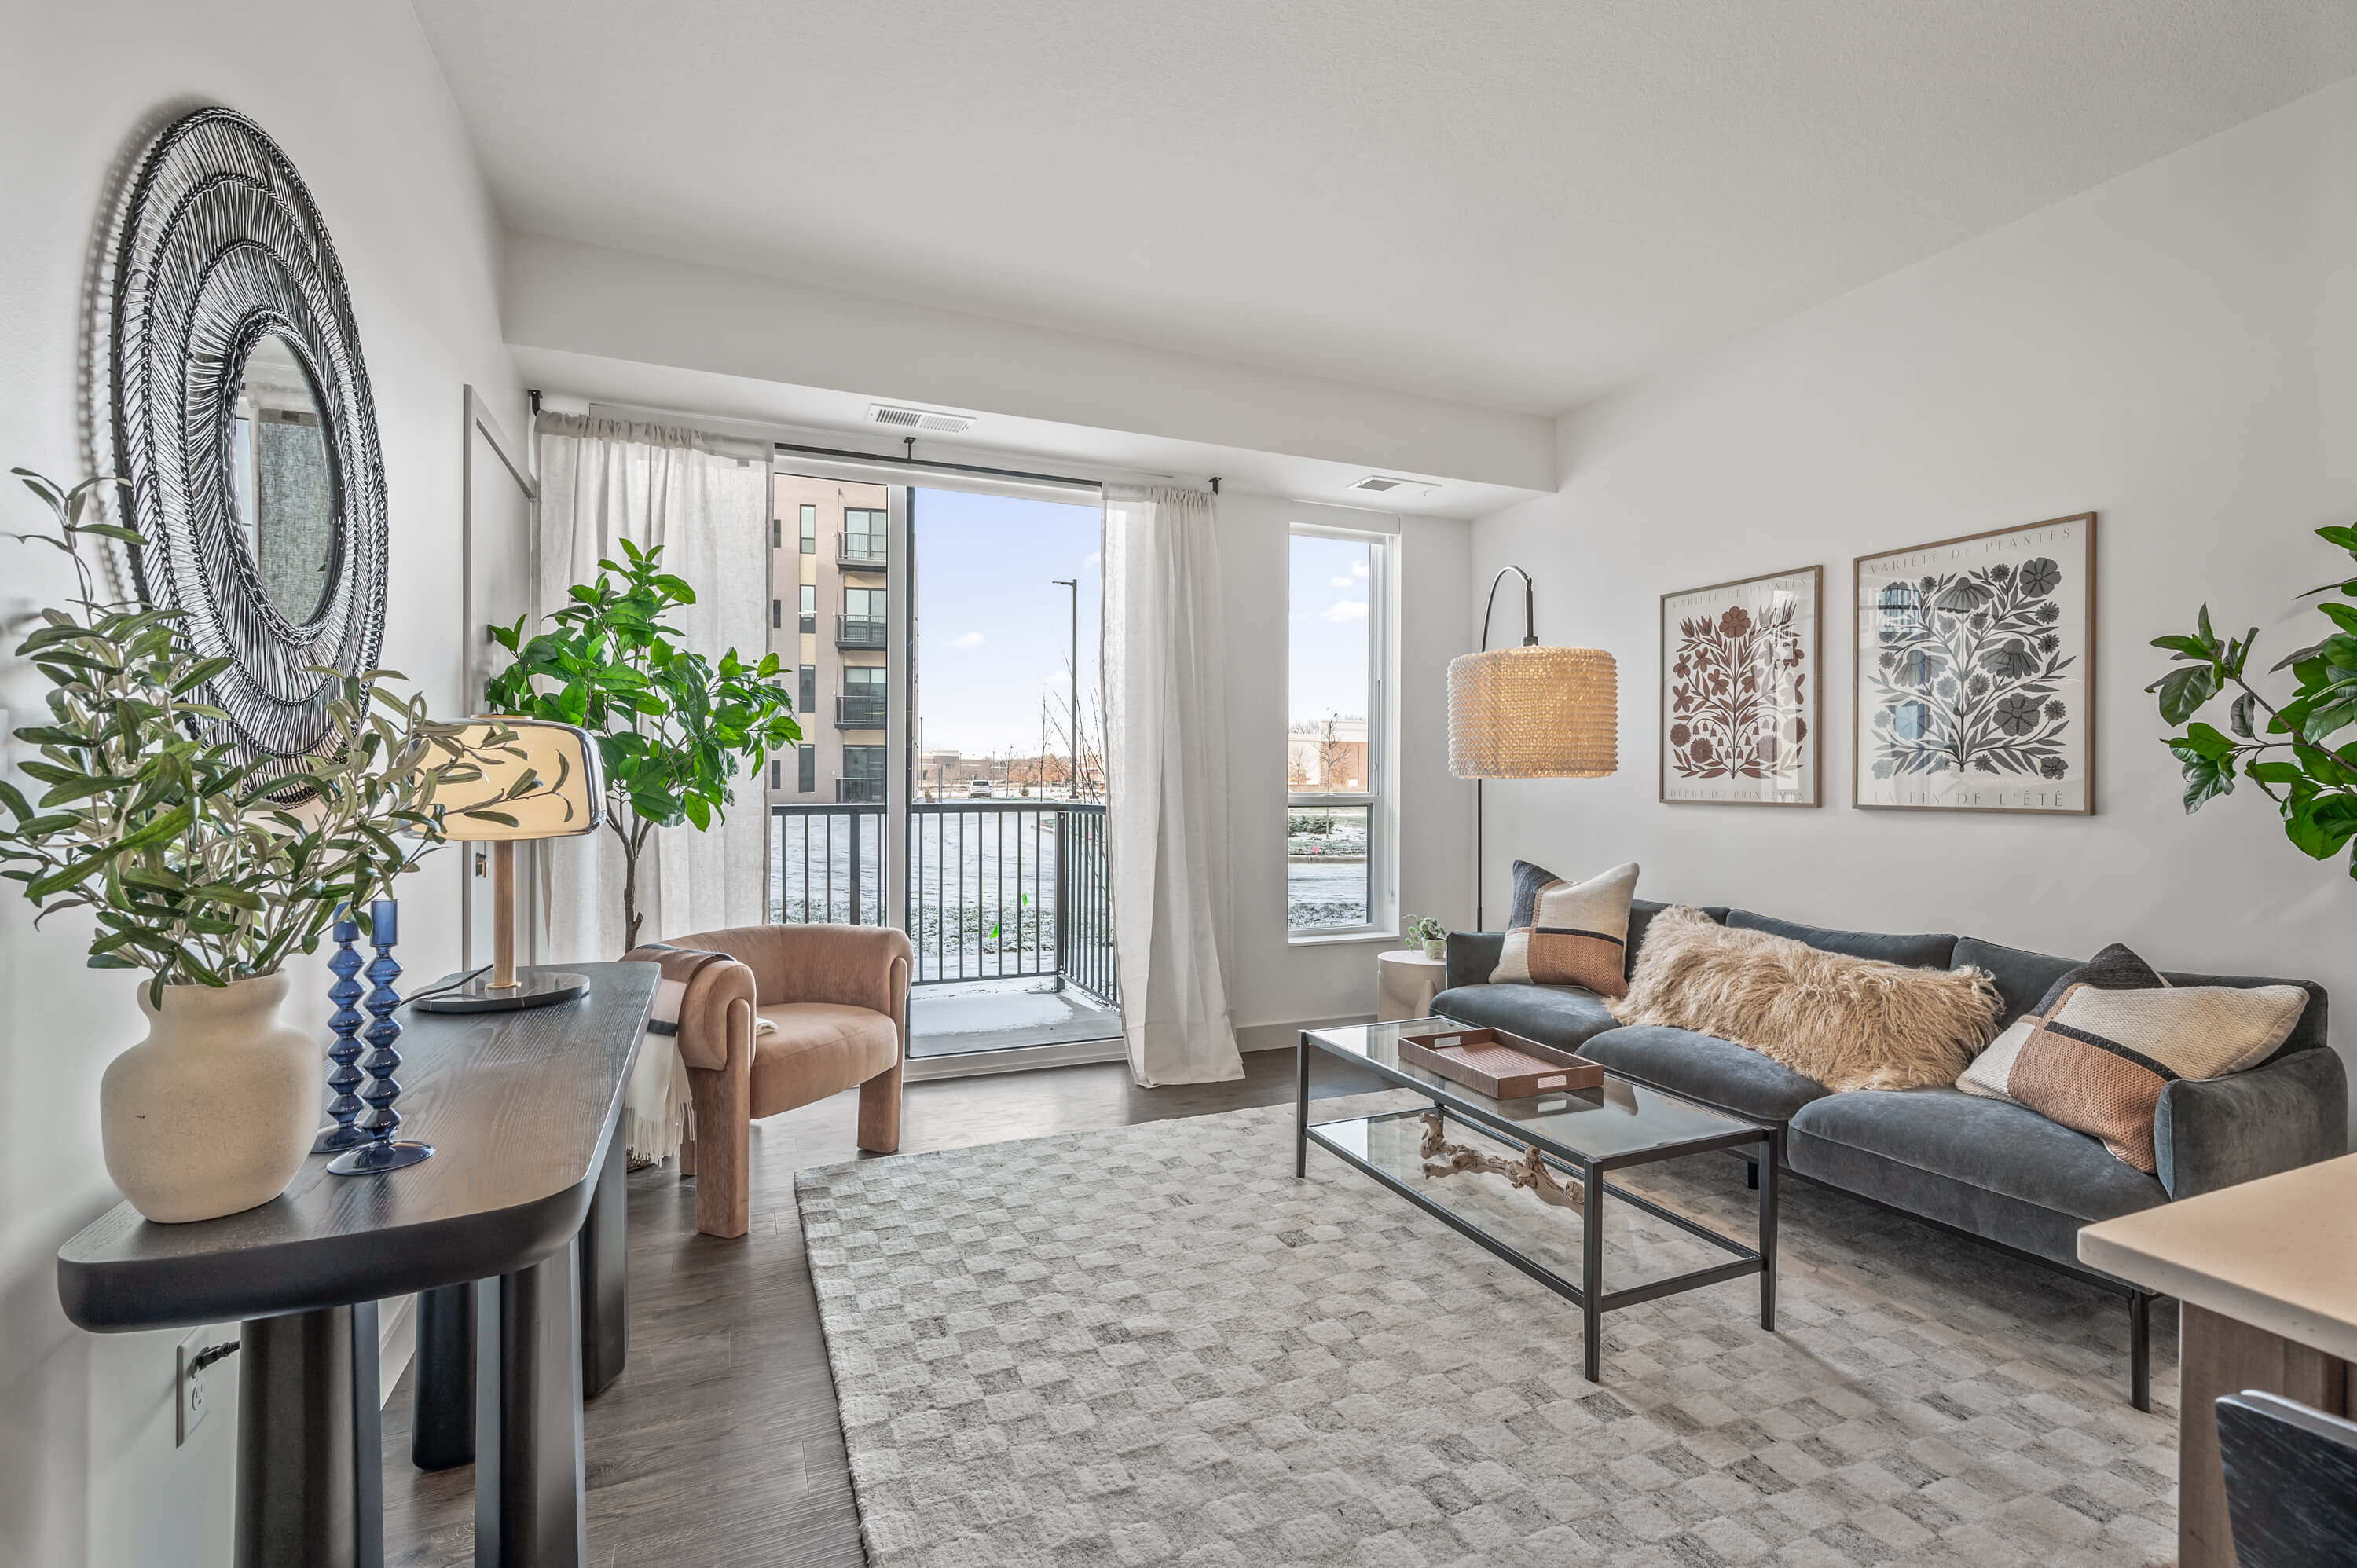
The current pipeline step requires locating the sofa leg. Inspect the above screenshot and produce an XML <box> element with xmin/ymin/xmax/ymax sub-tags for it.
<box><xmin>858</xmin><ymin>1063</ymin><xmax>904</xmax><ymax>1155</ymax></box>
<box><xmin>685</xmin><ymin>1064</ymin><xmax>751</xmax><ymax>1240</ymax></box>
<box><xmin>2128</xmin><ymin>1291</ymin><xmax>2153</xmax><ymax>1412</ymax></box>
<box><xmin>678</xmin><ymin>1127</ymin><xmax>696</xmax><ymax>1178</ymax></box>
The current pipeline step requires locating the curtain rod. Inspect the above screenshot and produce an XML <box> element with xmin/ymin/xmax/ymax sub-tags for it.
<box><xmin>774</xmin><ymin>438</ymin><xmax>1105</xmax><ymax>491</ymax></box>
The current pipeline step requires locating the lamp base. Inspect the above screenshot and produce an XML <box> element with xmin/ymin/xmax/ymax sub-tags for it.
<box><xmin>327</xmin><ymin>1139</ymin><xmax>434</xmax><ymax>1176</ymax></box>
<box><xmin>414</xmin><ymin>969</ymin><xmax>592</xmax><ymax>1013</ymax></box>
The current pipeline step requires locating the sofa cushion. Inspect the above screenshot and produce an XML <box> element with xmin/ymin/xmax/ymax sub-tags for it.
<box><xmin>1574</xmin><ymin>1024</ymin><xmax>1833</xmax><ymax>1127</ymax></box>
<box><xmin>1725</xmin><ymin>909</ymin><xmax>1956</xmax><ymax>970</ymax></box>
<box><xmin>1787</xmin><ymin>1087</ymin><xmax>2167</xmax><ymax>1266</ymax></box>
<box><xmin>1492</xmin><ymin>859</ymin><xmax>1639</xmax><ymax>995</ymax></box>
<box><xmin>1430</xmin><ymin>983</ymin><xmax>1619</xmax><ymax>1052</ymax></box>
<box><xmin>1951</xmin><ymin>937</ymin><xmax>2078</xmax><ymax>1028</ymax></box>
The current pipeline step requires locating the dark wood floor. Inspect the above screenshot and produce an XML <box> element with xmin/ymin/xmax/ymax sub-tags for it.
<box><xmin>379</xmin><ymin>1047</ymin><xmax>1393</xmax><ymax>1567</ymax></box>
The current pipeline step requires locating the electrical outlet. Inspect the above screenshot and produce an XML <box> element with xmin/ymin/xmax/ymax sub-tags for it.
<box><xmin>176</xmin><ymin>1324</ymin><xmax>238</xmax><ymax>1446</ymax></box>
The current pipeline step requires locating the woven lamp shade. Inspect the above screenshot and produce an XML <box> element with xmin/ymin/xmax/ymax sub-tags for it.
<box><xmin>1447</xmin><ymin>646</ymin><xmax>1618</xmax><ymax>779</ymax></box>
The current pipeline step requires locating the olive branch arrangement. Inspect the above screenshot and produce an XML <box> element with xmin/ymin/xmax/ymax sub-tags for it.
<box><xmin>0</xmin><ymin>470</ymin><xmax>544</xmax><ymax>1003</ymax></box>
<box><xmin>2151</xmin><ymin>522</ymin><xmax>2357</xmax><ymax>873</ymax></box>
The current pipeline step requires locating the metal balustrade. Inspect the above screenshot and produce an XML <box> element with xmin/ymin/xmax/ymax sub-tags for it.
<box><xmin>834</xmin><ymin>614</ymin><xmax>887</xmax><ymax>649</ymax></box>
<box><xmin>835</xmin><ymin>690</ymin><xmax>889</xmax><ymax>729</ymax></box>
<box><xmin>769</xmin><ymin>801</ymin><xmax>1117</xmax><ymax>1005</ymax></box>
<box><xmin>837</xmin><ymin>531</ymin><xmax>888</xmax><ymax>569</ymax></box>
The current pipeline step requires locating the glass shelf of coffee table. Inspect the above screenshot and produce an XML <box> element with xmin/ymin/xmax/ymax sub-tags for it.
<box><xmin>1296</xmin><ymin>1015</ymin><xmax>1777</xmax><ymax>1383</ymax></box>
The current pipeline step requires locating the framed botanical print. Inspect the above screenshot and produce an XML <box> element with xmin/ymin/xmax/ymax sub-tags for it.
<box><xmin>1853</xmin><ymin>514</ymin><xmax>2095</xmax><ymax>814</ymax></box>
<box><xmin>1661</xmin><ymin>566</ymin><xmax>1821</xmax><ymax>805</ymax></box>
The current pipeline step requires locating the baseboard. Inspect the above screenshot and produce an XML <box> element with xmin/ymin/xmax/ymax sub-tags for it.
<box><xmin>1237</xmin><ymin>1014</ymin><xmax>1375</xmax><ymax>1053</ymax></box>
<box><xmin>378</xmin><ymin>1292</ymin><xmax>415</xmax><ymax>1409</ymax></box>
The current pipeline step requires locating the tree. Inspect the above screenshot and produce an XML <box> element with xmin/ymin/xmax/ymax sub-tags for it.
<box><xmin>1315</xmin><ymin>713</ymin><xmax>1348</xmax><ymax>791</ymax></box>
<box><xmin>2152</xmin><ymin>522</ymin><xmax>2357</xmax><ymax>875</ymax></box>
<box><xmin>484</xmin><ymin>540</ymin><xmax>801</xmax><ymax>950</ymax></box>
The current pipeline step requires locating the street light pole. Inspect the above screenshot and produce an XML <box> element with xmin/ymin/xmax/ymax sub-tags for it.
<box><xmin>1051</xmin><ymin>577</ymin><xmax>1079</xmax><ymax>799</ymax></box>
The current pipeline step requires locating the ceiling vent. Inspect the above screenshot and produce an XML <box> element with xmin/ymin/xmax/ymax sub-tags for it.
<box><xmin>1347</xmin><ymin>475</ymin><xmax>1431</xmax><ymax>496</ymax></box>
<box><xmin>867</xmin><ymin>402</ymin><xmax>977</xmax><ymax>436</ymax></box>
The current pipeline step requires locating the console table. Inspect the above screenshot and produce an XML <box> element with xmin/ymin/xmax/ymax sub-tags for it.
<box><xmin>57</xmin><ymin>960</ymin><xmax>655</xmax><ymax>1568</ymax></box>
<box><xmin>2079</xmin><ymin>1152</ymin><xmax>2357</xmax><ymax>1568</ymax></box>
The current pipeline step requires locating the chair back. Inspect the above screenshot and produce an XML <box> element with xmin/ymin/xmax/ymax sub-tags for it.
<box><xmin>2216</xmin><ymin>1390</ymin><xmax>2357</xmax><ymax>1568</ymax></box>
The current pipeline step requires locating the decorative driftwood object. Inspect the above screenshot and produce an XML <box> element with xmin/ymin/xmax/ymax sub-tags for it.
<box><xmin>1418</xmin><ymin>1112</ymin><xmax>1585</xmax><ymax>1208</ymax></box>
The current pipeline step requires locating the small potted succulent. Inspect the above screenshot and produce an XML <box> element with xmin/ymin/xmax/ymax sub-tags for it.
<box><xmin>0</xmin><ymin>473</ymin><xmax>526</xmax><ymax>1222</ymax></box>
<box><xmin>1405</xmin><ymin>915</ymin><xmax>1447</xmax><ymax>961</ymax></box>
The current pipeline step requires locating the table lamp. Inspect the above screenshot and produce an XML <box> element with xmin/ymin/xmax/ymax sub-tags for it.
<box><xmin>1447</xmin><ymin>566</ymin><xmax>1618</xmax><ymax>929</ymax></box>
<box><xmin>416</xmin><ymin>716</ymin><xmax>606</xmax><ymax>1013</ymax></box>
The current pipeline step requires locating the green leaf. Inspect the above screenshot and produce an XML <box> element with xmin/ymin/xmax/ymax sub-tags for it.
<box><xmin>2229</xmin><ymin>692</ymin><xmax>2257</xmax><ymax>739</ymax></box>
<box><xmin>2180</xmin><ymin>722</ymin><xmax>2237</xmax><ymax>761</ymax></box>
<box><xmin>2150</xmin><ymin>633</ymin><xmax>2213</xmax><ymax>661</ymax></box>
<box><xmin>2151</xmin><ymin>665</ymin><xmax>2221</xmax><ymax>725</ymax></box>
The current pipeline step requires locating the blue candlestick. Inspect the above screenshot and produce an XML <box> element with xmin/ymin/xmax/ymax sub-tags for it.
<box><xmin>311</xmin><ymin>905</ymin><xmax>372</xmax><ymax>1153</ymax></box>
<box><xmin>327</xmin><ymin>897</ymin><xmax>434</xmax><ymax>1175</ymax></box>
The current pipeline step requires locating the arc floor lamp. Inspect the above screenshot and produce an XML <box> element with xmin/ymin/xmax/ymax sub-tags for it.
<box><xmin>1447</xmin><ymin>566</ymin><xmax>1619</xmax><ymax>929</ymax></box>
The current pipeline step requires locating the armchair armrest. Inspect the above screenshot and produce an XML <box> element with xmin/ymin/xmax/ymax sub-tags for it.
<box><xmin>676</xmin><ymin>922</ymin><xmax>914</xmax><ymax>1016</ymax></box>
<box><xmin>1444</xmin><ymin>931</ymin><xmax>1504</xmax><ymax>993</ymax></box>
<box><xmin>2155</xmin><ymin>1046</ymin><xmax>2349</xmax><ymax>1200</ymax></box>
<box><xmin>674</xmin><ymin>955</ymin><xmax>757</xmax><ymax>1073</ymax></box>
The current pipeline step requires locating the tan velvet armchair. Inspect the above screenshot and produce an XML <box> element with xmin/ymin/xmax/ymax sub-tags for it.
<box><xmin>665</xmin><ymin>923</ymin><xmax>911</xmax><ymax>1238</ymax></box>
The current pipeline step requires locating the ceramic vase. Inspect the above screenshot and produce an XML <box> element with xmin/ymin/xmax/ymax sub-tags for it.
<box><xmin>1423</xmin><ymin>938</ymin><xmax>1446</xmax><ymax>960</ymax></box>
<box><xmin>99</xmin><ymin>972</ymin><xmax>320</xmax><ymax>1223</ymax></box>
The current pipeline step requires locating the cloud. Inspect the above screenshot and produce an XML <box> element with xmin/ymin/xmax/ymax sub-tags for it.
<box><xmin>1352</xmin><ymin>559</ymin><xmax>1369</xmax><ymax>577</ymax></box>
<box><xmin>951</xmin><ymin>631</ymin><xmax>986</xmax><ymax>648</ymax></box>
<box><xmin>1320</xmin><ymin>600</ymin><xmax>1369</xmax><ymax>623</ymax></box>
<box><xmin>1330</xmin><ymin>575</ymin><xmax>1355</xmax><ymax>588</ymax></box>
<box><xmin>1085</xmin><ymin>551</ymin><xmax>1102</xmax><ymax>566</ymax></box>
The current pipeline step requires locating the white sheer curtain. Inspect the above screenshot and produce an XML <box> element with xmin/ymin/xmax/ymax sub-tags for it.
<box><xmin>1102</xmin><ymin>485</ymin><xmax>1244</xmax><ymax>1086</ymax></box>
<box><xmin>531</xmin><ymin>413</ymin><xmax>772</xmax><ymax>1156</ymax></box>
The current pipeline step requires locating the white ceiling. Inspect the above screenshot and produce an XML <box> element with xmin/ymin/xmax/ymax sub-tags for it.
<box><xmin>415</xmin><ymin>0</ymin><xmax>2357</xmax><ymax>417</ymax></box>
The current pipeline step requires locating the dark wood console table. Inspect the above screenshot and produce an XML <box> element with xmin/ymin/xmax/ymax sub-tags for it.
<box><xmin>57</xmin><ymin>960</ymin><xmax>656</xmax><ymax>1568</ymax></box>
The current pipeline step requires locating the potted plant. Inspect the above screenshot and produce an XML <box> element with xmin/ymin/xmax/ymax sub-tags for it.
<box><xmin>1405</xmin><ymin>915</ymin><xmax>1447</xmax><ymax>961</ymax></box>
<box><xmin>0</xmin><ymin>472</ymin><xmax>525</xmax><ymax>1222</ymax></box>
<box><xmin>483</xmin><ymin>540</ymin><xmax>801</xmax><ymax>951</ymax></box>
<box><xmin>2151</xmin><ymin>519</ymin><xmax>2357</xmax><ymax>873</ymax></box>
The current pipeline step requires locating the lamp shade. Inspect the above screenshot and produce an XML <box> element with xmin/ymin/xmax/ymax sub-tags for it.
<box><xmin>1447</xmin><ymin>646</ymin><xmax>1618</xmax><ymax>779</ymax></box>
<box><xmin>431</xmin><ymin>717</ymin><xmax>605</xmax><ymax>842</ymax></box>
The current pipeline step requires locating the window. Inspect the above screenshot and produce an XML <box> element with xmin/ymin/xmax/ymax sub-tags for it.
<box><xmin>799</xmin><ymin>503</ymin><xmax>816</xmax><ymax>554</ymax></box>
<box><xmin>769</xmin><ymin>758</ymin><xmax>781</xmax><ymax>790</ymax></box>
<box><xmin>772</xmin><ymin>597</ymin><xmax>781</xmax><ymax>629</ymax></box>
<box><xmin>1287</xmin><ymin>527</ymin><xmax>1387</xmax><ymax>935</ymax></box>
<box><xmin>798</xmin><ymin>663</ymin><xmax>816</xmax><ymax>716</ymax></box>
<box><xmin>841</xmin><ymin>664</ymin><xmax>886</xmax><ymax>728</ymax></box>
<box><xmin>841</xmin><ymin>743</ymin><xmax>885</xmax><ymax>804</ymax></box>
<box><xmin>843</xmin><ymin>585</ymin><xmax>886</xmax><ymax>619</ymax></box>
<box><xmin>797</xmin><ymin>743</ymin><xmax>816</xmax><ymax>793</ymax></box>
<box><xmin>798</xmin><ymin>583</ymin><xmax>816</xmax><ymax>633</ymax></box>
<box><xmin>772</xmin><ymin>516</ymin><xmax>780</xmax><ymax>549</ymax></box>
<box><xmin>842</xmin><ymin>507</ymin><xmax>887</xmax><ymax>566</ymax></box>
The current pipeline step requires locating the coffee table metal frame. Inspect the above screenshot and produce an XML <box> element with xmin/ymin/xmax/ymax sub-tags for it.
<box><xmin>1296</xmin><ymin>1018</ymin><xmax>1778</xmax><ymax>1383</ymax></box>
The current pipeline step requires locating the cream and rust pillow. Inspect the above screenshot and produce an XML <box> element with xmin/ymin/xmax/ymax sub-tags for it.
<box><xmin>1959</xmin><ymin>943</ymin><xmax>2308</xmax><ymax>1173</ymax></box>
<box><xmin>1489</xmin><ymin>860</ymin><xmax>1638</xmax><ymax>997</ymax></box>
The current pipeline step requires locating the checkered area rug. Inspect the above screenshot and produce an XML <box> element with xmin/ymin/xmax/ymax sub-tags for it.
<box><xmin>795</xmin><ymin>1094</ymin><xmax>2176</xmax><ymax>1568</ymax></box>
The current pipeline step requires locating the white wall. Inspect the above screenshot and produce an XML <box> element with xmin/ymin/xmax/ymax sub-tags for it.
<box><xmin>1219</xmin><ymin>495</ymin><xmax>1473</xmax><ymax>1043</ymax></box>
<box><xmin>1472</xmin><ymin>75</ymin><xmax>2357</xmax><ymax>1113</ymax></box>
<box><xmin>0</xmin><ymin>5</ymin><xmax>524</xmax><ymax>1564</ymax></box>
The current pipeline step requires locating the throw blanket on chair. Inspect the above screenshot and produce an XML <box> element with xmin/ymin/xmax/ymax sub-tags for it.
<box><xmin>622</xmin><ymin>943</ymin><xmax>775</xmax><ymax>1164</ymax></box>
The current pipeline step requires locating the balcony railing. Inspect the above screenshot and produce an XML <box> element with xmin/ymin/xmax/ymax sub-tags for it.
<box><xmin>838</xmin><ymin>532</ymin><xmax>887</xmax><ymax>570</ymax></box>
<box><xmin>836</xmin><ymin>691</ymin><xmax>888</xmax><ymax>729</ymax></box>
<box><xmin>836</xmin><ymin>777</ymin><xmax>884</xmax><ymax>804</ymax></box>
<box><xmin>770</xmin><ymin>801</ymin><xmax>1117</xmax><ymax>1004</ymax></box>
<box><xmin>835</xmin><ymin>614</ymin><xmax>886</xmax><ymax>649</ymax></box>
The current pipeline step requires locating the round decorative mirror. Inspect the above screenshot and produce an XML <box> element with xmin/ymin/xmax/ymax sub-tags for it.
<box><xmin>97</xmin><ymin>108</ymin><xmax>387</xmax><ymax>782</ymax></box>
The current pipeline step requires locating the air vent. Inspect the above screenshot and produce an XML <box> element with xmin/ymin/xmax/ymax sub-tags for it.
<box><xmin>1348</xmin><ymin>475</ymin><xmax>1421</xmax><ymax>494</ymax></box>
<box><xmin>867</xmin><ymin>402</ymin><xmax>977</xmax><ymax>436</ymax></box>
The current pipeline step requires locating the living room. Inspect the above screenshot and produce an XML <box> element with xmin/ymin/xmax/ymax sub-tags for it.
<box><xmin>7</xmin><ymin>4</ymin><xmax>2357</xmax><ymax>1566</ymax></box>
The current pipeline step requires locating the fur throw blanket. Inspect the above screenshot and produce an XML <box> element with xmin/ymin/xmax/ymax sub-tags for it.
<box><xmin>1610</xmin><ymin>907</ymin><xmax>2000</xmax><ymax>1092</ymax></box>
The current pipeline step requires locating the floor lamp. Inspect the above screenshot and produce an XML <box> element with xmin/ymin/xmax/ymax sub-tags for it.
<box><xmin>1447</xmin><ymin>566</ymin><xmax>1618</xmax><ymax>929</ymax></box>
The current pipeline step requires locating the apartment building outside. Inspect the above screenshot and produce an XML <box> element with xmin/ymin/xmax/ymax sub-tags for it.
<box><xmin>768</xmin><ymin>473</ymin><xmax>890</xmax><ymax>804</ymax></box>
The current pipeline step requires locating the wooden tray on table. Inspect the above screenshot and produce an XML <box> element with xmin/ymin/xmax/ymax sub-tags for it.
<box><xmin>1396</xmin><ymin>1024</ymin><xmax>1604</xmax><ymax>1099</ymax></box>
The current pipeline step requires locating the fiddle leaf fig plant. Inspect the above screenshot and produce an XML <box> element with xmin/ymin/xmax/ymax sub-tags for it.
<box><xmin>2150</xmin><ymin>522</ymin><xmax>2357</xmax><ymax>874</ymax></box>
<box><xmin>0</xmin><ymin>470</ymin><xmax>531</xmax><ymax>1004</ymax></box>
<box><xmin>482</xmin><ymin>538</ymin><xmax>801</xmax><ymax>950</ymax></box>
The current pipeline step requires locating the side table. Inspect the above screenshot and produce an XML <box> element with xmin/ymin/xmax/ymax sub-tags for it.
<box><xmin>1377</xmin><ymin>948</ymin><xmax>1447</xmax><ymax>1021</ymax></box>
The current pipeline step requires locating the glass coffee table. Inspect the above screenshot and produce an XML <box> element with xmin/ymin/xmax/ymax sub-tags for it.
<box><xmin>1297</xmin><ymin>1016</ymin><xmax>1777</xmax><ymax>1383</ymax></box>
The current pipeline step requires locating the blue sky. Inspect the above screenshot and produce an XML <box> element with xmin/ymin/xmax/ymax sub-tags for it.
<box><xmin>912</xmin><ymin>487</ymin><xmax>1102</xmax><ymax>757</ymax></box>
<box><xmin>1288</xmin><ymin>532</ymin><xmax>1373</xmax><ymax>729</ymax></box>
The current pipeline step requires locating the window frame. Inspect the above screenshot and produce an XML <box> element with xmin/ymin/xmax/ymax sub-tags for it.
<box><xmin>1285</xmin><ymin>522</ymin><xmax>1395</xmax><ymax>942</ymax></box>
<box><xmin>799</xmin><ymin>503</ymin><xmax>817</xmax><ymax>554</ymax></box>
<box><xmin>797</xmin><ymin>582</ymin><xmax>816</xmax><ymax>633</ymax></box>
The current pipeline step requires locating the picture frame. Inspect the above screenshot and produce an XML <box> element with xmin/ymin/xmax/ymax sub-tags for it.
<box><xmin>1852</xmin><ymin>514</ymin><xmax>2096</xmax><ymax>815</ymax></box>
<box><xmin>1660</xmin><ymin>565</ymin><xmax>1822</xmax><ymax>806</ymax></box>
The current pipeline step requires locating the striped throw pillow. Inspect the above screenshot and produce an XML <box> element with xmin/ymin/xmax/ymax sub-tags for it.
<box><xmin>1959</xmin><ymin>943</ymin><xmax>2307</xmax><ymax>1172</ymax></box>
<box><xmin>1489</xmin><ymin>860</ymin><xmax>1639</xmax><ymax>997</ymax></box>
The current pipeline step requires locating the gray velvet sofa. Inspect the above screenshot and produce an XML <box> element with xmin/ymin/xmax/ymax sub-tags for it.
<box><xmin>1432</xmin><ymin>900</ymin><xmax>2346</xmax><ymax>1409</ymax></box>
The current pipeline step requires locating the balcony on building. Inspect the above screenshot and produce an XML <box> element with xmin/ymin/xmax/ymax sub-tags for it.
<box><xmin>838</xmin><ymin>529</ymin><xmax>887</xmax><ymax>570</ymax></box>
<box><xmin>836</xmin><ymin>689</ymin><xmax>889</xmax><ymax>729</ymax></box>
<box><xmin>834</xmin><ymin>777</ymin><xmax>885</xmax><ymax>804</ymax></box>
<box><xmin>835</xmin><ymin>613</ymin><xmax>887</xmax><ymax>649</ymax></box>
